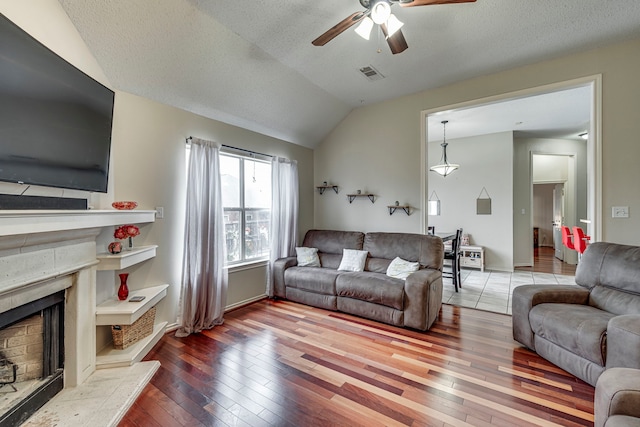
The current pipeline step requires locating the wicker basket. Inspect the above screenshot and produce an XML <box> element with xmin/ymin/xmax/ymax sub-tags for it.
<box><xmin>111</xmin><ymin>306</ymin><xmax>156</xmax><ymax>350</ymax></box>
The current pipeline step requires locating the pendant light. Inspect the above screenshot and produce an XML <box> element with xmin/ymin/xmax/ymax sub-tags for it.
<box><xmin>430</xmin><ymin>120</ymin><xmax>459</xmax><ymax>177</ymax></box>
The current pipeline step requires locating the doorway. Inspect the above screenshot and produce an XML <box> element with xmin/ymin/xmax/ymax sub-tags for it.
<box><xmin>421</xmin><ymin>75</ymin><xmax>601</xmax><ymax>272</ymax></box>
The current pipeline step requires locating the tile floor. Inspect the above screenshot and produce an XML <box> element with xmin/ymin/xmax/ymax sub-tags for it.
<box><xmin>442</xmin><ymin>268</ymin><xmax>577</xmax><ymax>315</ymax></box>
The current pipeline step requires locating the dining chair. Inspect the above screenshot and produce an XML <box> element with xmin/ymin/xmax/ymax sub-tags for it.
<box><xmin>573</xmin><ymin>226</ymin><xmax>590</xmax><ymax>261</ymax></box>
<box><xmin>443</xmin><ymin>228</ymin><xmax>463</xmax><ymax>292</ymax></box>
<box><xmin>561</xmin><ymin>226</ymin><xmax>575</xmax><ymax>250</ymax></box>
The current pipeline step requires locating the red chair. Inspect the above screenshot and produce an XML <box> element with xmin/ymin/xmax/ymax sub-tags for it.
<box><xmin>561</xmin><ymin>226</ymin><xmax>575</xmax><ymax>250</ymax></box>
<box><xmin>572</xmin><ymin>226</ymin><xmax>591</xmax><ymax>261</ymax></box>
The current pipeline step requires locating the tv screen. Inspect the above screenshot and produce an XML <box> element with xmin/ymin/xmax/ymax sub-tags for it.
<box><xmin>0</xmin><ymin>13</ymin><xmax>114</xmax><ymax>193</ymax></box>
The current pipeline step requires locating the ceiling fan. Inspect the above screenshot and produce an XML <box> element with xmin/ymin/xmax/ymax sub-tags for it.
<box><xmin>312</xmin><ymin>0</ymin><xmax>477</xmax><ymax>54</ymax></box>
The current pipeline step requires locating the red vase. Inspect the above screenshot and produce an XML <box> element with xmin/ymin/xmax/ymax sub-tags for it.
<box><xmin>118</xmin><ymin>273</ymin><xmax>129</xmax><ymax>301</ymax></box>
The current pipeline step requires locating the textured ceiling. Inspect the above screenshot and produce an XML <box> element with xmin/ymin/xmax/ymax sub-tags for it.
<box><xmin>58</xmin><ymin>0</ymin><xmax>640</xmax><ymax>148</ymax></box>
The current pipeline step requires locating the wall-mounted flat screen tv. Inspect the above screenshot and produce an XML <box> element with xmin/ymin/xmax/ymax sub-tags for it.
<box><xmin>0</xmin><ymin>13</ymin><xmax>114</xmax><ymax>193</ymax></box>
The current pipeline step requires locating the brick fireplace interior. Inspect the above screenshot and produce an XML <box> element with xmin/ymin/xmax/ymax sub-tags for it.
<box><xmin>0</xmin><ymin>290</ymin><xmax>65</xmax><ymax>425</ymax></box>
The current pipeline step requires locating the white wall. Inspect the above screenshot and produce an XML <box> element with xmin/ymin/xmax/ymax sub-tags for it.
<box><xmin>428</xmin><ymin>132</ymin><xmax>514</xmax><ymax>271</ymax></box>
<box><xmin>315</xmin><ymin>37</ymin><xmax>640</xmax><ymax>249</ymax></box>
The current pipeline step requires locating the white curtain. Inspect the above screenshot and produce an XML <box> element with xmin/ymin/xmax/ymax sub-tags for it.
<box><xmin>176</xmin><ymin>137</ymin><xmax>228</xmax><ymax>337</ymax></box>
<box><xmin>267</xmin><ymin>157</ymin><xmax>299</xmax><ymax>297</ymax></box>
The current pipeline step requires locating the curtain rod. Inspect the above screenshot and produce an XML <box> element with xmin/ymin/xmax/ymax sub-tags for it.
<box><xmin>186</xmin><ymin>136</ymin><xmax>273</xmax><ymax>158</ymax></box>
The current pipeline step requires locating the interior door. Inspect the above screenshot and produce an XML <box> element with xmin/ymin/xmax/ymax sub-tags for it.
<box><xmin>553</xmin><ymin>184</ymin><xmax>565</xmax><ymax>260</ymax></box>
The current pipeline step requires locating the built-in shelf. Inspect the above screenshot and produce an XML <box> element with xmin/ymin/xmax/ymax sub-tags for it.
<box><xmin>347</xmin><ymin>194</ymin><xmax>375</xmax><ymax>203</ymax></box>
<box><xmin>96</xmin><ymin>245</ymin><xmax>158</xmax><ymax>271</ymax></box>
<box><xmin>387</xmin><ymin>205</ymin><xmax>411</xmax><ymax>215</ymax></box>
<box><xmin>96</xmin><ymin>321</ymin><xmax>168</xmax><ymax>369</ymax></box>
<box><xmin>316</xmin><ymin>185</ymin><xmax>339</xmax><ymax>195</ymax></box>
<box><xmin>96</xmin><ymin>284</ymin><xmax>169</xmax><ymax>325</ymax></box>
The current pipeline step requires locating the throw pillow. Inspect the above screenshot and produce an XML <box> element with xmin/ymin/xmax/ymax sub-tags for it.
<box><xmin>337</xmin><ymin>249</ymin><xmax>368</xmax><ymax>272</ymax></box>
<box><xmin>295</xmin><ymin>247</ymin><xmax>320</xmax><ymax>267</ymax></box>
<box><xmin>386</xmin><ymin>257</ymin><xmax>420</xmax><ymax>280</ymax></box>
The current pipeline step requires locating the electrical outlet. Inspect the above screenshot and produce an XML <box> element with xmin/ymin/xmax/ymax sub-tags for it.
<box><xmin>612</xmin><ymin>206</ymin><xmax>629</xmax><ymax>218</ymax></box>
<box><xmin>155</xmin><ymin>206</ymin><xmax>164</xmax><ymax>219</ymax></box>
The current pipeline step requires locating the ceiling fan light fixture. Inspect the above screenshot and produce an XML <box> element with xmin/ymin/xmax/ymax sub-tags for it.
<box><xmin>371</xmin><ymin>1</ymin><xmax>391</xmax><ymax>25</ymax></box>
<box><xmin>385</xmin><ymin>14</ymin><xmax>404</xmax><ymax>37</ymax></box>
<box><xmin>355</xmin><ymin>16</ymin><xmax>374</xmax><ymax>40</ymax></box>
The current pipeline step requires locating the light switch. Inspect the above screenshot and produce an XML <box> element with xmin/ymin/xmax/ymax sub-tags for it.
<box><xmin>155</xmin><ymin>206</ymin><xmax>164</xmax><ymax>219</ymax></box>
<box><xmin>612</xmin><ymin>206</ymin><xmax>629</xmax><ymax>218</ymax></box>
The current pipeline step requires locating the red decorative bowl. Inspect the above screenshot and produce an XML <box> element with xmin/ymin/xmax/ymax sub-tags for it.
<box><xmin>112</xmin><ymin>201</ymin><xmax>138</xmax><ymax>210</ymax></box>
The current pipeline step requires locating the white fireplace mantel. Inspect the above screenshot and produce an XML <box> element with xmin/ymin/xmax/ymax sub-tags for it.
<box><xmin>0</xmin><ymin>209</ymin><xmax>157</xmax><ymax>388</ymax></box>
<box><xmin>0</xmin><ymin>209</ymin><xmax>156</xmax><ymax>237</ymax></box>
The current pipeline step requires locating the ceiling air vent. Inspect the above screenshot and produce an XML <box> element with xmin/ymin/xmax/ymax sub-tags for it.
<box><xmin>359</xmin><ymin>65</ymin><xmax>385</xmax><ymax>81</ymax></box>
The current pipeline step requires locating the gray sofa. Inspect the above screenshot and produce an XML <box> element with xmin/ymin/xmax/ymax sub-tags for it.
<box><xmin>512</xmin><ymin>242</ymin><xmax>640</xmax><ymax>387</ymax></box>
<box><xmin>273</xmin><ymin>229</ymin><xmax>444</xmax><ymax>331</ymax></box>
<box><xmin>595</xmin><ymin>368</ymin><xmax>640</xmax><ymax>427</ymax></box>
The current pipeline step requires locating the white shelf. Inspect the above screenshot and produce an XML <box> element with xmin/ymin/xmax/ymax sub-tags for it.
<box><xmin>96</xmin><ymin>245</ymin><xmax>158</xmax><ymax>270</ymax></box>
<box><xmin>96</xmin><ymin>321</ymin><xmax>168</xmax><ymax>369</ymax></box>
<box><xmin>96</xmin><ymin>284</ymin><xmax>169</xmax><ymax>325</ymax></box>
<box><xmin>460</xmin><ymin>245</ymin><xmax>485</xmax><ymax>272</ymax></box>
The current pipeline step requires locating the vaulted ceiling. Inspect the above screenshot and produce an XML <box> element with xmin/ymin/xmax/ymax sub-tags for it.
<box><xmin>58</xmin><ymin>0</ymin><xmax>640</xmax><ymax>148</ymax></box>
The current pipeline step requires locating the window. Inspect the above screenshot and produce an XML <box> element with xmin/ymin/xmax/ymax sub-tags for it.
<box><xmin>220</xmin><ymin>153</ymin><xmax>271</xmax><ymax>264</ymax></box>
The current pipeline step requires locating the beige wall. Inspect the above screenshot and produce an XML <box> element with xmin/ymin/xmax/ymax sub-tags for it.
<box><xmin>315</xmin><ymin>37</ymin><xmax>640</xmax><ymax>250</ymax></box>
<box><xmin>2</xmin><ymin>2</ymin><xmax>315</xmax><ymax>330</ymax></box>
<box><xmin>110</xmin><ymin>92</ymin><xmax>314</xmax><ymax>325</ymax></box>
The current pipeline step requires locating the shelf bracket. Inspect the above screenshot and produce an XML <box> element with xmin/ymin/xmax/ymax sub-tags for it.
<box><xmin>317</xmin><ymin>185</ymin><xmax>339</xmax><ymax>195</ymax></box>
<box><xmin>388</xmin><ymin>206</ymin><xmax>411</xmax><ymax>215</ymax></box>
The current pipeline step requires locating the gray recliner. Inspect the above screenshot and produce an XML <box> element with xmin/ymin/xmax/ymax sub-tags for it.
<box><xmin>595</xmin><ymin>368</ymin><xmax>640</xmax><ymax>427</ymax></box>
<box><xmin>512</xmin><ymin>242</ymin><xmax>640</xmax><ymax>387</ymax></box>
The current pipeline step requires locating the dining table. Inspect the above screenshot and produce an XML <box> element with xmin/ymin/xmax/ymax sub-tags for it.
<box><xmin>434</xmin><ymin>231</ymin><xmax>456</xmax><ymax>243</ymax></box>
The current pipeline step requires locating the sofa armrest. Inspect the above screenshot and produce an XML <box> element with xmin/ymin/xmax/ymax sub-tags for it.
<box><xmin>404</xmin><ymin>269</ymin><xmax>442</xmax><ymax>331</ymax></box>
<box><xmin>595</xmin><ymin>367</ymin><xmax>640</xmax><ymax>427</ymax></box>
<box><xmin>512</xmin><ymin>284</ymin><xmax>590</xmax><ymax>350</ymax></box>
<box><xmin>607</xmin><ymin>315</ymin><xmax>640</xmax><ymax>370</ymax></box>
<box><xmin>272</xmin><ymin>256</ymin><xmax>297</xmax><ymax>298</ymax></box>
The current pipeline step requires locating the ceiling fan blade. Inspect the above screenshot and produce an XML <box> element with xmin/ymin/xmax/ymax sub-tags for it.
<box><xmin>398</xmin><ymin>0</ymin><xmax>476</xmax><ymax>7</ymax></box>
<box><xmin>381</xmin><ymin>25</ymin><xmax>408</xmax><ymax>54</ymax></box>
<box><xmin>312</xmin><ymin>12</ymin><xmax>367</xmax><ymax>46</ymax></box>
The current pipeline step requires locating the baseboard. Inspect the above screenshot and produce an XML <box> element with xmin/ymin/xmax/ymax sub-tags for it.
<box><xmin>225</xmin><ymin>295</ymin><xmax>268</xmax><ymax>313</ymax></box>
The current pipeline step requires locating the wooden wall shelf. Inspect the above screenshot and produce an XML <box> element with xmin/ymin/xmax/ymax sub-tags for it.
<box><xmin>347</xmin><ymin>194</ymin><xmax>375</xmax><ymax>203</ymax></box>
<box><xmin>316</xmin><ymin>185</ymin><xmax>339</xmax><ymax>195</ymax></box>
<box><xmin>387</xmin><ymin>205</ymin><xmax>411</xmax><ymax>215</ymax></box>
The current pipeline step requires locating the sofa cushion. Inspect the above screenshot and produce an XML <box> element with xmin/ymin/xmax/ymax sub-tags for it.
<box><xmin>529</xmin><ymin>303</ymin><xmax>615</xmax><ymax>366</ymax></box>
<box><xmin>295</xmin><ymin>247</ymin><xmax>320</xmax><ymax>267</ymax></box>
<box><xmin>364</xmin><ymin>232</ymin><xmax>443</xmax><ymax>271</ymax></box>
<box><xmin>302</xmin><ymin>230</ymin><xmax>365</xmax><ymax>255</ymax></box>
<box><xmin>338</xmin><ymin>249</ymin><xmax>368</xmax><ymax>272</ymax></box>
<box><xmin>284</xmin><ymin>267</ymin><xmax>340</xmax><ymax>295</ymax></box>
<box><xmin>336</xmin><ymin>272</ymin><xmax>404</xmax><ymax>310</ymax></box>
<box><xmin>387</xmin><ymin>257</ymin><xmax>420</xmax><ymax>280</ymax></box>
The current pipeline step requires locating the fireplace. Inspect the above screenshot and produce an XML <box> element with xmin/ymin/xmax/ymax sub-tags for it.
<box><xmin>0</xmin><ymin>291</ymin><xmax>65</xmax><ymax>425</ymax></box>
<box><xmin>0</xmin><ymin>210</ymin><xmax>157</xmax><ymax>424</ymax></box>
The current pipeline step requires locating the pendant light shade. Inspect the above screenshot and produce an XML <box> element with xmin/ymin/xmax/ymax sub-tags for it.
<box><xmin>430</xmin><ymin>120</ymin><xmax>459</xmax><ymax>177</ymax></box>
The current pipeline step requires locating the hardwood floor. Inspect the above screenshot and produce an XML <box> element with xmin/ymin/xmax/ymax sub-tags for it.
<box><xmin>120</xmin><ymin>300</ymin><xmax>594</xmax><ymax>427</ymax></box>
<box><xmin>515</xmin><ymin>246</ymin><xmax>577</xmax><ymax>275</ymax></box>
